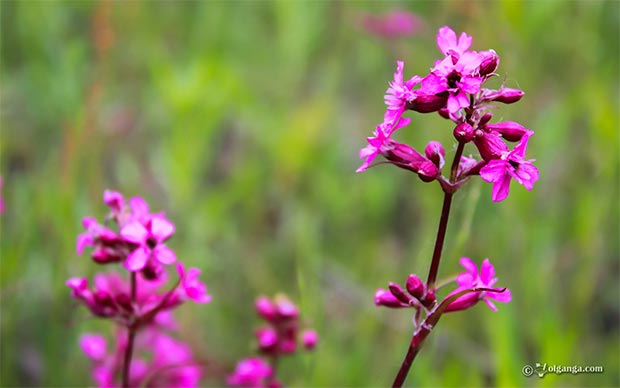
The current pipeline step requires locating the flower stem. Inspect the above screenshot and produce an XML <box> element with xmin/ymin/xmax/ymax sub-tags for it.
<box><xmin>425</xmin><ymin>191</ymin><xmax>453</xmax><ymax>291</ymax></box>
<box><xmin>392</xmin><ymin>141</ymin><xmax>466</xmax><ymax>386</ymax></box>
<box><xmin>122</xmin><ymin>327</ymin><xmax>136</xmax><ymax>388</ymax></box>
<box><xmin>122</xmin><ymin>272</ymin><xmax>137</xmax><ymax>388</ymax></box>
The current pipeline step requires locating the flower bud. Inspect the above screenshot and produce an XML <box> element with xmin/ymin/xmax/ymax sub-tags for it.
<box><xmin>256</xmin><ymin>327</ymin><xmax>278</xmax><ymax>352</ymax></box>
<box><xmin>453</xmin><ymin>122</ymin><xmax>475</xmax><ymax>143</ymax></box>
<box><xmin>385</xmin><ymin>141</ymin><xmax>426</xmax><ymax>166</ymax></box>
<box><xmin>474</xmin><ymin>131</ymin><xmax>509</xmax><ymax>161</ymax></box>
<box><xmin>103</xmin><ymin>190</ymin><xmax>124</xmax><ymax>214</ymax></box>
<box><xmin>484</xmin><ymin>88</ymin><xmax>524</xmax><ymax>104</ymax></box>
<box><xmin>444</xmin><ymin>292</ymin><xmax>480</xmax><ymax>312</ymax></box>
<box><xmin>389</xmin><ymin>282</ymin><xmax>413</xmax><ymax>305</ymax></box>
<box><xmin>478</xmin><ymin>50</ymin><xmax>499</xmax><ymax>76</ymax></box>
<box><xmin>417</xmin><ymin>161</ymin><xmax>439</xmax><ymax>182</ymax></box>
<box><xmin>275</xmin><ymin>296</ymin><xmax>299</xmax><ymax>320</ymax></box>
<box><xmin>406</xmin><ymin>93</ymin><xmax>448</xmax><ymax>113</ymax></box>
<box><xmin>421</xmin><ymin>288</ymin><xmax>436</xmax><ymax>308</ymax></box>
<box><xmin>479</xmin><ymin>112</ymin><xmax>493</xmax><ymax>126</ymax></box>
<box><xmin>374</xmin><ymin>288</ymin><xmax>406</xmax><ymax>308</ymax></box>
<box><xmin>255</xmin><ymin>296</ymin><xmax>276</xmax><ymax>321</ymax></box>
<box><xmin>91</xmin><ymin>247</ymin><xmax>122</xmax><ymax>264</ymax></box>
<box><xmin>438</xmin><ymin>108</ymin><xmax>451</xmax><ymax>120</ymax></box>
<box><xmin>484</xmin><ymin>121</ymin><xmax>528</xmax><ymax>142</ymax></box>
<box><xmin>424</xmin><ymin>141</ymin><xmax>445</xmax><ymax>168</ymax></box>
<box><xmin>405</xmin><ymin>274</ymin><xmax>425</xmax><ymax>299</ymax></box>
<box><xmin>302</xmin><ymin>329</ymin><xmax>318</xmax><ymax>350</ymax></box>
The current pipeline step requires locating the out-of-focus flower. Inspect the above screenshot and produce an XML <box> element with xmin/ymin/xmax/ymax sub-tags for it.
<box><xmin>120</xmin><ymin>216</ymin><xmax>176</xmax><ymax>272</ymax></box>
<box><xmin>227</xmin><ymin>358</ymin><xmax>274</xmax><ymax>388</ymax></box>
<box><xmin>445</xmin><ymin>257</ymin><xmax>512</xmax><ymax>312</ymax></box>
<box><xmin>81</xmin><ymin>330</ymin><xmax>203</xmax><ymax>388</ymax></box>
<box><xmin>301</xmin><ymin>330</ymin><xmax>318</xmax><ymax>350</ymax></box>
<box><xmin>360</xmin><ymin>9</ymin><xmax>424</xmax><ymax>39</ymax></box>
<box><xmin>480</xmin><ymin>131</ymin><xmax>539</xmax><ymax>202</ymax></box>
<box><xmin>176</xmin><ymin>263</ymin><xmax>212</xmax><ymax>304</ymax></box>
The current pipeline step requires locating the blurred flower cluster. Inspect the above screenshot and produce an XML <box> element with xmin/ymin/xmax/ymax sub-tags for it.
<box><xmin>358</xmin><ymin>26</ymin><xmax>539</xmax><ymax>202</ymax></box>
<box><xmin>68</xmin><ymin>190</ymin><xmax>210</xmax><ymax>387</ymax></box>
<box><xmin>228</xmin><ymin>295</ymin><xmax>317</xmax><ymax>388</ymax></box>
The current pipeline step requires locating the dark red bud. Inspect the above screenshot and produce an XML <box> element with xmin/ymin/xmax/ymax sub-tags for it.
<box><xmin>389</xmin><ymin>282</ymin><xmax>413</xmax><ymax>305</ymax></box>
<box><xmin>478</xmin><ymin>50</ymin><xmax>499</xmax><ymax>76</ymax></box>
<box><xmin>421</xmin><ymin>288</ymin><xmax>436</xmax><ymax>308</ymax></box>
<box><xmin>438</xmin><ymin>108</ymin><xmax>451</xmax><ymax>120</ymax></box>
<box><xmin>487</xmin><ymin>88</ymin><xmax>524</xmax><ymax>104</ymax></box>
<box><xmin>485</xmin><ymin>121</ymin><xmax>528</xmax><ymax>142</ymax></box>
<box><xmin>453</xmin><ymin>122</ymin><xmax>475</xmax><ymax>143</ymax></box>
<box><xmin>417</xmin><ymin>161</ymin><xmax>439</xmax><ymax>182</ymax></box>
<box><xmin>405</xmin><ymin>275</ymin><xmax>425</xmax><ymax>299</ymax></box>
<box><xmin>424</xmin><ymin>141</ymin><xmax>445</xmax><ymax>168</ymax></box>
<box><xmin>474</xmin><ymin>131</ymin><xmax>509</xmax><ymax>161</ymax></box>
<box><xmin>407</xmin><ymin>94</ymin><xmax>448</xmax><ymax>113</ymax></box>
<box><xmin>479</xmin><ymin>112</ymin><xmax>493</xmax><ymax>126</ymax></box>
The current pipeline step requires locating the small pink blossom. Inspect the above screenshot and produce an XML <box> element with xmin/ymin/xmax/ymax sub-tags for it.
<box><xmin>80</xmin><ymin>334</ymin><xmax>107</xmax><ymax>361</ymax></box>
<box><xmin>176</xmin><ymin>263</ymin><xmax>212</xmax><ymax>304</ymax></box>
<box><xmin>120</xmin><ymin>216</ymin><xmax>176</xmax><ymax>271</ymax></box>
<box><xmin>384</xmin><ymin>61</ymin><xmax>422</xmax><ymax>119</ymax></box>
<box><xmin>357</xmin><ymin>115</ymin><xmax>412</xmax><ymax>172</ymax></box>
<box><xmin>480</xmin><ymin>131</ymin><xmax>539</xmax><ymax>202</ymax></box>
<box><xmin>227</xmin><ymin>358</ymin><xmax>274</xmax><ymax>388</ymax></box>
<box><xmin>360</xmin><ymin>10</ymin><xmax>424</xmax><ymax>38</ymax></box>
<box><xmin>445</xmin><ymin>257</ymin><xmax>512</xmax><ymax>312</ymax></box>
<box><xmin>301</xmin><ymin>329</ymin><xmax>318</xmax><ymax>350</ymax></box>
<box><xmin>436</xmin><ymin>26</ymin><xmax>472</xmax><ymax>58</ymax></box>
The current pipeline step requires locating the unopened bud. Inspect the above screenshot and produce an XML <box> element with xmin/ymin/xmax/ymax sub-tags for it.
<box><xmin>407</xmin><ymin>93</ymin><xmax>448</xmax><ymax>113</ymax></box>
<box><xmin>474</xmin><ymin>131</ymin><xmax>509</xmax><ymax>161</ymax></box>
<box><xmin>479</xmin><ymin>112</ymin><xmax>493</xmax><ymax>126</ymax></box>
<box><xmin>302</xmin><ymin>329</ymin><xmax>318</xmax><ymax>350</ymax></box>
<box><xmin>484</xmin><ymin>121</ymin><xmax>529</xmax><ymax>142</ymax></box>
<box><xmin>385</xmin><ymin>141</ymin><xmax>426</xmax><ymax>166</ymax></box>
<box><xmin>438</xmin><ymin>108</ymin><xmax>451</xmax><ymax>120</ymax></box>
<box><xmin>453</xmin><ymin>122</ymin><xmax>475</xmax><ymax>143</ymax></box>
<box><xmin>405</xmin><ymin>274</ymin><xmax>425</xmax><ymax>299</ymax></box>
<box><xmin>417</xmin><ymin>161</ymin><xmax>439</xmax><ymax>182</ymax></box>
<box><xmin>424</xmin><ymin>141</ymin><xmax>445</xmax><ymax>168</ymax></box>
<box><xmin>484</xmin><ymin>88</ymin><xmax>524</xmax><ymax>104</ymax></box>
<box><xmin>421</xmin><ymin>288</ymin><xmax>436</xmax><ymax>308</ymax></box>
<box><xmin>256</xmin><ymin>328</ymin><xmax>278</xmax><ymax>352</ymax></box>
<box><xmin>389</xmin><ymin>282</ymin><xmax>413</xmax><ymax>305</ymax></box>
<box><xmin>374</xmin><ymin>288</ymin><xmax>406</xmax><ymax>308</ymax></box>
<box><xmin>255</xmin><ymin>296</ymin><xmax>276</xmax><ymax>321</ymax></box>
<box><xmin>478</xmin><ymin>50</ymin><xmax>499</xmax><ymax>76</ymax></box>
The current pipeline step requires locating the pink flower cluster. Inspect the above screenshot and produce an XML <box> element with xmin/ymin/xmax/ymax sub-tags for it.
<box><xmin>68</xmin><ymin>190</ymin><xmax>210</xmax><ymax>387</ymax></box>
<box><xmin>358</xmin><ymin>26</ymin><xmax>539</xmax><ymax>202</ymax></box>
<box><xmin>80</xmin><ymin>329</ymin><xmax>202</xmax><ymax>388</ymax></box>
<box><xmin>375</xmin><ymin>258</ymin><xmax>511</xmax><ymax>322</ymax></box>
<box><xmin>228</xmin><ymin>295</ymin><xmax>318</xmax><ymax>388</ymax></box>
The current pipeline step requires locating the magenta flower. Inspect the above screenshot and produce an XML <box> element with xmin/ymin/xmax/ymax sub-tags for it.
<box><xmin>80</xmin><ymin>334</ymin><xmax>107</xmax><ymax>361</ymax></box>
<box><xmin>384</xmin><ymin>61</ymin><xmax>421</xmax><ymax>120</ymax></box>
<box><xmin>120</xmin><ymin>215</ymin><xmax>176</xmax><ymax>271</ymax></box>
<box><xmin>357</xmin><ymin>115</ymin><xmax>412</xmax><ymax>172</ymax></box>
<box><xmin>445</xmin><ymin>257</ymin><xmax>512</xmax><ymax>312</ymax></box>
<box><xmin>436</xmin><ymin>26</ymin><xmax>472</xmax><ymax>58</ymax></box>
<box><xmin>361</xmin><ymin>9</ymin><xmax>424</xmax><ymax>39</ymax></box>
<box><xmin>227</xmin><ymin>358</ymin><xmax>274</xmax><ymax>388</ymax></box>
<box><xmin>479</xmin><ymin>131</ymin><xmax>539</xmax><ymax>202</ymax></box>
<box><xmin>176</xmin><ymin>263</ymin><xmax>212</xmax><ymax>304</ymax></box>
<box><xmin>301</xmin><ymin>329</ymin><xmax>318</xmax><ymax>350</ymax></box>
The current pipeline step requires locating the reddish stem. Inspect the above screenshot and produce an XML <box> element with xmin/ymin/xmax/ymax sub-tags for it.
<box><xmin>122</xmin><ymin>272</ymin><xmax>137</xmax><ymax>388</ymax></box>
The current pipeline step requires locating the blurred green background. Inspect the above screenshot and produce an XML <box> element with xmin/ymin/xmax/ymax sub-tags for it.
<box><xmin>1</xmin><ymin>1</ymin><xmax>618</xmax><ymax>387</ymax></box>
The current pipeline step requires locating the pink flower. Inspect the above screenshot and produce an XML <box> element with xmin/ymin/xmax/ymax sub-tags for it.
<box><xmin>357</xmin><ymin>115</ymin><xmax>412</xmax><ymax>172</ymax></box>
<box><xmin>361</xmin><ymin>9</ymin><xmax>424</xmax><ymax>38</ymax></box>
<box><xmin>176</xmin><ymin>263</ymin><xmax>212</xmax><ymax>304</ymax></box>
<box><xmin>80</xmin><ymin>334</ymin><xmax>107</xmax><ymax>361</ymax></box>
<box><xmin>479</xmin><ymin>131</ymin><xmax>539</xmax><ymax>202</ymax></box>
<box><xmin>227</xmin><ymin>358</ymin><xmax>274</xmax><ymax>388</ymax></box>
<box><xmin>384</xmin><ymin>61</ymin><xmax>422</xmax><ymax>119</ymax></box>
<box><xmin>445</xmin><ymin>257</ymin><xmax>512</xmax><ymax>312</ymax></box>
<box><xmin>301</xmin><ymin>329</ymin><xmax>318</xmax><ymax>350</ymax></box>
<box><xmin>120</xmin><ymin>216</ymin><xmax>176</xmax><ymax>271</ymax></box>
<box><xmin>436</xmin><ymin>26</ymin><xmax>472</xmax><ymax>58</ymax></box>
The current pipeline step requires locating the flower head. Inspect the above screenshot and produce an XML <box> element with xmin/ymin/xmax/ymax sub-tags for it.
<box><xmin>479</xmin><ymin>131</ymin><xmax>539</xmax><ymax>202</ymax></box>
<box><xmin>445</xmin><ymin>257</ymin><xmax>512</xmax><ymax>312</ymax></box>
<box><xmin>120</xmin><ymin>216</ymin><xmax>176</xmax><ymax>272</ymax></box>
<box><xmin>227</xmin><ymin>358</ymin><xmax>274</xmax><ymax>388</ymax></box>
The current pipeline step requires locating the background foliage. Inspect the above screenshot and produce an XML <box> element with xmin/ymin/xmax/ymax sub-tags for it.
<box><xmin>1</xmin><ymin>1</ymin><xmax>618</xmax><ymax>387</ymax></box>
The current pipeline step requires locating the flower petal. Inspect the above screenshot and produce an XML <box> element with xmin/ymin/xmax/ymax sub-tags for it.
<box><xmin>153</xmin><ymin>245</ymin><xmax>176</xmax><ymax>265</ymax></box>
<box><xmin>125</xmin><ymin>247</ymin><xmax>150</xmax><ymax>271</ymax></box>
<box><xmin>150</xmin><ymin>216</ymin><xmax>175</xmax><ymax>241</ymax></box>
<box><xmin>120</xmin><ymin>222</ymin><xmax>148</xmax><ymax>244</ymax></box>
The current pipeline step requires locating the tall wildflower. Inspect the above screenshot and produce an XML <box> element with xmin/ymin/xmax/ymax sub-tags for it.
<box><xmin>228</xmin><ymin>295</ymin><xmax>318</xmax><ymax>388</ymax></box>
<box><xmin>68</xmin><ymin>190</ymin><xmax>210</xmax><ymax>387</ymax></box>
<box><xmin>357</xmin><ymin>26</ymin><xmax>537</xmax><ymax>387</ymax></box>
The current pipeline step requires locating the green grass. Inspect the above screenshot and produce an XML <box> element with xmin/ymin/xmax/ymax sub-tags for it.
<box><xmin>1</xmin><ymin>1</ymin><xmax>618</xmax><ymax>387</ymax></box>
